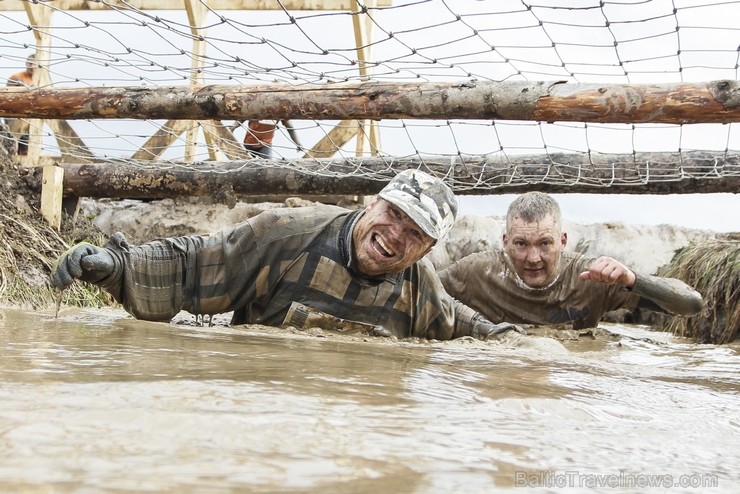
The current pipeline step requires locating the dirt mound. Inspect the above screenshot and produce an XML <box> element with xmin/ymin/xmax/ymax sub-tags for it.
<box><xmin>0</xmin><ymin>125</ymin><xmax>103</xmax><ymax>309</ymax></box>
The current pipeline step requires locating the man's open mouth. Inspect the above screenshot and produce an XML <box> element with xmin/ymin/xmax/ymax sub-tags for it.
<box><xmin>372</xmin><ymin>233</ymin><xmax>395</xmax><ymax>257</ymax></box>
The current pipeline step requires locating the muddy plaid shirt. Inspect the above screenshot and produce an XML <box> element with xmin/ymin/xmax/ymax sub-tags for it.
<box><xmin>97</xmin><ymin>206</ymin><xmax>482</xmax><ymax>340</ymax></box>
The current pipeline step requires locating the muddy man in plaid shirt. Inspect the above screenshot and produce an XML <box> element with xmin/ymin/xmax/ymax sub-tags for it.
<box><xmin>52</xmin><ymin>170</ymin><xmax>519</xmax><ymax>341</ymax></box>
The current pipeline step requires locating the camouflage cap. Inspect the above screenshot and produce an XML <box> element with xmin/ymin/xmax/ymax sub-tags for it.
<box><xmin>378</xmin><ymin>169</ymin><xmax>458</xmax><ymax>241</ymax></box>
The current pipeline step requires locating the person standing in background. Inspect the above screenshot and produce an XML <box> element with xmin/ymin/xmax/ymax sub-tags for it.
<box><xmin>6</xmin><ymin>54</ymin><xmax>36</xmax><ymax>156</ymax></box>
<box><xmin>243</xmin><ymin>120</ymin><xmax>276</xmax><ymax>159</ymax></box>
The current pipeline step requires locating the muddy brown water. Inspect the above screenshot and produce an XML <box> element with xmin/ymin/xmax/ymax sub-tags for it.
<box><xmin>1</xmin><ymin>307</ymin><xmax>737</xmax><ymax>493</ymax></box>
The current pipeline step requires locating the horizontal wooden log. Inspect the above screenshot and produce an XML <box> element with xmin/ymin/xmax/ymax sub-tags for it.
<box><xmin>21</xmin><ymin>151</ymin><xmax>740</xmax><ymax>198</ymax></box>
<box><xmin>1</xmin><ymin>80</ymin><xmax>739</xmax><ymax>124</ymax></box>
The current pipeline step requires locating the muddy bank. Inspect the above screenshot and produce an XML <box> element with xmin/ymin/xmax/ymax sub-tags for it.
<box><xmin>0</xmin><ymin>129</ymin><xmax>104</xmax><ymax>309</ymax></box>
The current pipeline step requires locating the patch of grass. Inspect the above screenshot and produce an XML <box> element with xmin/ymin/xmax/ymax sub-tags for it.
<box><xmin>0</xmin><ymin>212</ymin><xmax>111</xmax><ymax>309</ymax></box>
<box><xmin>656</xmin><ymin>234</ymin><xmax>740</xmax><ymax>344</ymax></box>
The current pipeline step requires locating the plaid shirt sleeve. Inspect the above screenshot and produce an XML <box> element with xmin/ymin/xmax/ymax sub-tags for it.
<box><xmin>97</xmin><ymin>231</ymin><xmax>221</xmax><ymax>321</ymax></box>
<box><xmin>96</xmin><ymin>209</ymin><xmax>342</xmax><ymax>321</ymax></box>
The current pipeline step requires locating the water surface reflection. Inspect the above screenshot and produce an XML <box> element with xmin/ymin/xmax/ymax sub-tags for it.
<box><xmin>0</xmin><ymin>307</ymin><xmax>737</xmax><ymax>492</ymax></box>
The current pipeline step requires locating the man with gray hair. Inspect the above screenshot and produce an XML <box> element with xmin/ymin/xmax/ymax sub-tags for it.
<box><xmin>52</xmin><ymin>170</ymin><xmax>518</xmax><ymax>341</ymax></box>
<box><xmin>439</xmin><ymin>191</ymin><xmax>704</xmax><ymax>330</ymax></box>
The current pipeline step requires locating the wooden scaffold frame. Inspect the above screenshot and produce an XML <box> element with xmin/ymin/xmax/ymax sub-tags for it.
<box><xmin>0</xmin><ymin>0</ymin><xmax>389</xmax><ymax>228</ymax></box>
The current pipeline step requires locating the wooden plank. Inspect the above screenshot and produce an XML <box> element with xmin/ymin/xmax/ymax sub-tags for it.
<box><xmin>0</xmin><ymin>1</ymin><xmax>393</xmax><ymax>11</ymax></box>
<box><xmin>129</xmin><ymin>119</ymin><xmax>190</xmax><ymax>160</ymax></box>
<box><xmin>201</xmin><ymin>120</ymin><xmax>253</xmax><ymax>160</ymax></box>
<box><xmin>351</xmin><ymin>0</ymin><xmax>379</xmax><ymax>157</ymax></box>
<box><xmin>20</xmin><ymin>1</ymin><xmax>53</xmax><ymax>167</ymax></box>
<box><xmin>183</xmin><ymin>0</ymin><xmax>209</xmax><ymax>161</ymax></box>
<box><xmin>302</xmin><ymin>119</ymin><xmax>358</xmax><ymax>158</ymax></box>
<box><xmin>40</xmin><ymin>165</ymin><xmax>64</xmax><ymax>230</ymax></box>
<box><xmin>3</xmin><ymin>80</ymin><xmax>738</xmax><ymax>124</ymax></box>
<box><xmin>1</xmin><ymin>0</ymin><xmax>393</xmax><ymax>165</ymax></box>
<box><xmin>47</xmin><ymin>119</ymin><xmax>95</xmax><ymax>161</ymax></box>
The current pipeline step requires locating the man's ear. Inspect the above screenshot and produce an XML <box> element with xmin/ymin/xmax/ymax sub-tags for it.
<box><xmin>420</xmin><ymin>236</ymin><xmax>439</xmax><ymax>258</ymax></box>
<box><xmin>561</xmin><ymin>232</ymin><xmax>568</xmax><ymax>248</ymax></box>
<box><xmin>502</xmin><ymin>233</ymin><xmax>509</xmax><ymax>247</ymax></box>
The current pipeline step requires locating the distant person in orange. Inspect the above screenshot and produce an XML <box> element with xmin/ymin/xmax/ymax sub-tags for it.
<box><xmin>6</xmin><ymin>54</ymin><xmax>36</xmax><ymax>156</ymax></box>
<box><xmin>7</xmin><ymin>54</ymin><xmax>35</xmax><ymax>87</ymax></box>
<box><xmin>243</xmin><ymin>120</ymin><xmax>276</xmax><ymax>159</ymax></box>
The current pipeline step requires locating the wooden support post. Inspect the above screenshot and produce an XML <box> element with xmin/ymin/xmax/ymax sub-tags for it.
<box><xmin>201</xmin><ymin>120</ymin><xmax>253</xmax><ymax>160</ymax></box>
<box><xmin>40</xmin><ymin>165</ymin><xmax>64</xmax><ymax>230</ymax></box>
<box><xmin>23</xmin><ymin>2</ymin><xmax>64</xmax><ymax>229</ymax></box>
<box><xmin>303</xmin><ymin>119</ymin><xmax>358</xmax><ymax>159</ymax></box>
<box><xmin>20</xmin><ymin>2</ymin><xmax>53</xmax><ymax>167</ymax></box>
<box><xmin>351</xmin><ymin>0</ymin><xmax>381</xmax><ymax>158</ymax></box>
<box><xmin>351</xmin><ymin>1</ymin><xmax>380</xmax><ymax>205</ymax></box>
<box><xmin>131</xmin><ymin>119</ymin><xmax>190</xmax><ymax>160</ymax></box>
<box><xmin>183</xmin><ymin>0</ymin><xmax>209</xmax><ymax>162</ymax></box>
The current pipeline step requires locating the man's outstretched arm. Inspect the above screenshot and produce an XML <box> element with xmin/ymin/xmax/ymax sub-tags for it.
<box><xmin>579</xmin><ymin>256</ymin><xmax>704</xmax><ymax>316</ymax></box>
<box><xmin>51</xmin><ymin>232</ymin><xmax>191</xmax><ymax>321</ymax></box>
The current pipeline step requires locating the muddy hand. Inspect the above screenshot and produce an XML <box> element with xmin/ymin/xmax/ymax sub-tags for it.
<box><xmin>472</xmin><ymin>321</ymin><xmax>525</xmax><ymax>341</ymax></box>
<box><xmin>51</xmin><ymin>243</ymin><xmax>115</xmax><ymax>290</ymax></box>
<box><xmin>371</xmin><ymin>326</ymin><xmax>392</xmax><ymax>337</ymax></box>
<box><xmin>579</xmin><ymin>256</ymin><xmax>636</xmax><ymax>287</ymax></box>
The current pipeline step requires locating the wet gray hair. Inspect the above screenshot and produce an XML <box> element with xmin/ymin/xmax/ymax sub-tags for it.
<box><xmin>505</xmin><ymin>192</ymin><xmax>562</xmax><ymax>233</ymax></box>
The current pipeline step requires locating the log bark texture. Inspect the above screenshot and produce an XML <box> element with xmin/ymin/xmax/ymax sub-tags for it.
<box><xmin>2</xmin><ymin>80</ymin><xmax>739</xmax><ymax>124</ymax></box>
<box><xmin>23</xmin><ymin>151</ymin><xmax>740</xmax><ymax>198</ymax></box>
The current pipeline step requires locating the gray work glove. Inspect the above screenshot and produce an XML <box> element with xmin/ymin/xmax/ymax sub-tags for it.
<box><xmin>51</xmin><ymin>242</ymin><xmax>115</xmax><ymax>289</ymax></box>
<box><xmin>472</xmin><ymin>320</ymin><xmax>525</xmax><ymax>341</ymax></box>
<box><xmin>371</xmin><ymin>326</ymin><xmax>392</xmax><ymax>338</ymax></box>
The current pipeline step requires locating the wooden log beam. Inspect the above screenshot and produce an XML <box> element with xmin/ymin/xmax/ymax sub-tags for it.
<box><xmin>0</xmin><ymin>1</ymin><xmax>392</xmax><ymax>11</ymax></box>
<box><xmin>22</xmin><ymin>151</ymin><xmax>740</xmax><ymax>198</ymax></box>
<box><xmin>1</xmin><ymin>80</ymin><xmax>738</xmax><ymax>125</ymax></box>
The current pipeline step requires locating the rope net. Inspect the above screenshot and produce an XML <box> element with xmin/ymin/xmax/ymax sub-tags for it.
<box><xmin>1</xmin><ymin>0</ymin><xmax>738</xmax><ymax>192</ymax></box>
